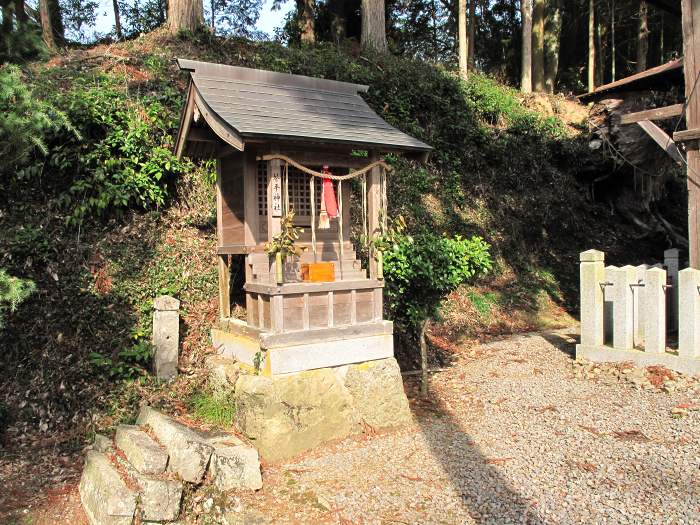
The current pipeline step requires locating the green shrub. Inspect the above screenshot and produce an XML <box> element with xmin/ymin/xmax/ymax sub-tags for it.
<box><xmin>0</xmin><ymin>268</ymin><xmax>35</xmax><ymax>329</ymax></box>
<box><xmin>52</xmin><ymin>81</ymin><xmax>189</xmax><ymax>224</ymax></box>
<box><xmin>382</xmin><ymin>223</ymin><xmax>493</xmax><ymax>331</ymax></box>
<box><xmin>88</xmin><ymin>338</ymin><xmax>153</xmax><ymax>380</ymax></box>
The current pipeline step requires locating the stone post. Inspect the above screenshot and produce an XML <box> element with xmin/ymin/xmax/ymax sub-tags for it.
<box><xmin>633</xmin><ymin>265</ymin><xmax>649</xmax><ymax>347</ymax></box>
<box><xmin>644</xmin><ymin>267</ymin><xmax>667</xmax><ymax>354</ymax></box>
<box><xmin>679</xmin><ymin>268</ymin><xmax>700</xmax><ymax>358</ymax></box>
<box><xmin>603</xmin><ymin>266</ymin><xmax>614</xmax><ymax>344</ymax></box>
<box><xmin>580</xmin><ymin>250</ymin><xmax>605</xmax><ymax>347</ymax></box>
<box><xmin>611</xmin><ymin>265</ymin><xmax>636</xmax><ymax>351</ymax></box>
<box><xmin>664</xmin><ymin>248</ymin><xmax>680</xmax><ymax>332</ymax></box>
<box><xmin>153</xmin><ymin>296</ymin><xmax>180</xmax><ymax>380</ymax></box>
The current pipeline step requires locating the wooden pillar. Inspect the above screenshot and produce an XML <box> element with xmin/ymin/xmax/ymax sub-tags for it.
<box><xmin>267</xmin><ymin>146</ymin><xmax>282</xmax><ymax>242</ymax></box>
<box><xmin>682</xmin><ymin>0</ymin><xmax>700</xmax><ymax>268</ymax></box>
<box><xmin>218</xmin><ymin>254</ymin><xmax>231</xmax><ymax>318</ymax></box>
<box><xmin>366</xmin><ymin>151</ymin><xmax>382</xmax><ymax>279</ymax></box>
<box><xmin>243</xmin><ymin>150</ymin><xmax>259</xmax><ymax>247</ymax></box>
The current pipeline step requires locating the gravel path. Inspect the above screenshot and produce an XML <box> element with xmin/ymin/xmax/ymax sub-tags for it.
<box><xmin>227</xmin><ymin>328</ymin><xmax>700</xmax><ymax>525</ymax></box>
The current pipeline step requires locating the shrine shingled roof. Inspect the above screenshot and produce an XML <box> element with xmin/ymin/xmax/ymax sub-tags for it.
<box><xmin>175</xmin><ymin>59</ymin><xmax>432</xmax><ymax>155</ymax></box>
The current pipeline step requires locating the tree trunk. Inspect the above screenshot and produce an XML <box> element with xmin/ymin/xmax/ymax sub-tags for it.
<box><xmin>544</xmin><ymin>0</ymin><xmax>561</xmax><ymax>93</ymax></box>
<box><xmin>588</xmin><ymin>0</ymin><xmax>595</xmax><ymax>92</ymax></box>
<box><xmin>532</xmin><ymin>0</ymin><xmax>545</xmax><ymax>91</ymax></box>
<box><xmin>49</xmin><ymin>0</ymin><xmax>64</xmax><ymax>44</ymax></box>
<box><xmin>521</xmin><ymin>0</ymin><xmax>533</xmax><ymax>93</ymax></box>
<box><xmin>167</xmin><ymin>0</ymin><xmax>204</xmax><ymax>34</ymax></box>
<box><xmin>636</xmin><ymin>0</ymin><xmax>648</xmax><ymax>72</ymax></box>
<box><xmin>39</xmin><ymin>0</ymin><xmax>56</xmax><ymax>49</ymax></box>
<box><xmin>16</xmin><ymin>0</ymin><xmax>27</xmax><ymax>23</ymax></box>
<box><xmin>596</xmin><ymin>11</ymin><xmax>605</xmax><ymax>85</ymax></box>
<box><xmin>1</xmin><ymin>0</ymin><xmax>12</xmax><ymax>36</ymax></box>
<box><xmin>210</xmin><ymin>0</ymin><xmax>215</xmax><ymax>32</ymax></box>
<box><xmin>420</xmin><ymin>320</ymin><xmax>429</xmax><ymax>397</ymax></box>
<box><xmin>297</xmin><ymin>0</ymin><xmax>315</xmax><ymax>44</ymax></box>
<box><xmin>467</xmin><ymin>0</ymin><xmax>476</xmax><ymax>68</ymax></box>
<box><xmin>458</xmin><ymin>0</ymin><xmax>468</xmax><ymax>78</ymax></box>
<box><xmin>361</xmin><ymin>0</ymin><xmax>387</xmax><ymax>52</ymax></box>
<box><xmin>611</xmin><ymin>0</ymin><xmax>616</xmax><ymax>81</ymax></box>
<box><xmin>113</xmin><ymin>0</ymin><xmax>123</xmax><ymax>39</ymax></box>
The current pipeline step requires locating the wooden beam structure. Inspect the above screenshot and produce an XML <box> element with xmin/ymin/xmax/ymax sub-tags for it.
<box><xmin>620</xmin><ymin>103</ymin><xmax>684</xmax><ymax>124</ymax></box>
<box><xmin>637</xmin><ymin>120</ymin><xmax>684</xmax><ymax>164</ymax></box>
<box><xmin>682</xmin><ymin>0</ymin><xmax>700</xmax><ymax>267</ymax></box>
<box><xmin>674</xmin><ymin>128</ymin><xmax>700</xmax><ymax>142</ymax></box>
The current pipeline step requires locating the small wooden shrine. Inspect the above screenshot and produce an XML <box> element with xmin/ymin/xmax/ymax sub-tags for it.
<box><xmin>174</xmin><ymin>59</ymin><xmax>431</xmax><ymax>375</ymax></box>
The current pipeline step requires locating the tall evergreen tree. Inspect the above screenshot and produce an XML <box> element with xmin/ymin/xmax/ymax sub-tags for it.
<box><xmin>361</xmin><ymin>0</ymin><xmax>387</xmax><ymax>51</ymax></box>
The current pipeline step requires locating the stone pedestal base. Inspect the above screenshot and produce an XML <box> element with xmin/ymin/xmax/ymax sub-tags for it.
<box><xmin>207</xmin><ymin>356</ymin><xmax>413</xmax><ymax>462</ymax></box>
<box><xmin>576</xmin><ymin>344</ymin><xmax>700</xmax><ymax>375</ymax></box>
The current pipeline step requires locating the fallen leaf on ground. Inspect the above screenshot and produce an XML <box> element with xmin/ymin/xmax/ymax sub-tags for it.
<box><xmin>613</xmin><ymin>430</ymin><xmax>649</xmax><ymax>442</ymax></box>
<box><xmin>485</xmin><ymin>457</ymin><xmax>513</xmax><ymax>465</ymax></box>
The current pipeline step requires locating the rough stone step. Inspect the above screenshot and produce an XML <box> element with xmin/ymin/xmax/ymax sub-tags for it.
<box><xmin>137</xmin><ymin>406</ymin><xmax>214</xmax><ymax>483</ymax></box>
<box><xmin>79</xmin><ymin>450</ymin><xmax>138</xmax><ymax>525</ymax></box>
<box><xmin>114</xmin><ymin>424</ymin><xmax>168</xmax><ymax>475</ymax></box>
<box><xmin>209</xmin><ymin>442</ymin><xmax>263</xmax><ymax>491</ymax></box>
<box><xmin>115</xmin><ymin>454</ymin><xmax>184</xmax><ymax>523</ymax></box>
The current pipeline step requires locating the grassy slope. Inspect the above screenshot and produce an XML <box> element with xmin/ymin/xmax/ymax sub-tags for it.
<box><xmin>0</xmin><ymin>30</ymin><xmax>664</xmax><ymax>450</ymax></box>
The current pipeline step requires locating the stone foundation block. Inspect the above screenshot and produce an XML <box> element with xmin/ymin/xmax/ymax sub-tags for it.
<box><xmin>205</xmin><ymin>355</ymin><xmax>250</xmax><ymax>400</ymax></box>
<box><xmin>343</xmin><ymin>358</ymin><xmax>412</xmax><ymax>428</ymax></box>
<box><xmin>137</xmin><ymin>475</ymin><xmax>184</xmax><ymax>522</ymax></box>
<box><xmin>137</xmin><ymin>406</ymin><xmax>213</xmax><ymax>483</ymax></box>
<box><xmin>233</xmin><ymin>357</ymin><xmax>411</xmax><ymax>462</ymax></box>
<box><xmin>115</xmin><ymin>424</ymin><xmax>168</xmax><ymax>475</ymax></box>
<box><xmin>79</xmin><ymin>451</ymin><xmax>137</xmax><ymax>525</ymax></box>
<box><xmin>209</xmin><ymin>444</ymin><xmax>263</xmax><ymax>491</ymax></box>
<box><xmin>234</xmin><ymin>368</ymin><xmax>360</xmax><ymax>462</ymax></box>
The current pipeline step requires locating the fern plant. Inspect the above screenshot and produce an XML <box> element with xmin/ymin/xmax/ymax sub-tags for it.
<box><xmin>0</xmin><ymin>269</ymin><xmax>35</xmax><ymax>329</ymax></box>
<box><xmin>0</xmin><ymin>64</ymin><xmax>79</xmax><ymax>176</ymax></box>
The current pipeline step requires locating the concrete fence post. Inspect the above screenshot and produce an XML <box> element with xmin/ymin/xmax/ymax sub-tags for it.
<box><xmin>603</xmin><ymin>266</ymin><xmax>614</xmax><ymax>344</ymax></box>
<box><xmin>679</xmin><ymin>268</ymin><xmax>700</xmax><ymax>358</ymax></box>
<box><xmin>633</xmin><ymin>264</ymin><xmax>649</xmax><ymax>347</ymax></box>
<box><xmin>644</xmin><ymin>267</ymin><xmax>667</xmax><ymax>354</ymax></box>
<box><xmin>580</xmin><ymin>250</ymin><xmax>605</xmax><ymax>347</ymax></box>
<box><xmin>611</xmin><ymin>265</ymin><xmax>636</xmax><ymax>351</ymax></box>
<box><xmin>153</xmin><ymin>295</ymin><xmax>180</xmax><ymax>381</ymax></box>
<box><xmin>664</xmin><ymin>248</ymin><xmax>680</xmax><ymax>333</ymax></box>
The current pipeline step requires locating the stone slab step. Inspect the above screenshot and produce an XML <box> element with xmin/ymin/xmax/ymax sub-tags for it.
<box><xmin>114</xmin><ymin>454</ymin><xmax>183</xmax><ymax>523</ymax></box>
<box><xmin>137</xmin><ymin>406</ymin><xmax>214</xmax><ymax>483</ymax></box>
<box><xmin>79</xmin><ymin>450</ymin><xmax>137</xmax><ymax>525</ymax></box>
<box><xmin>115</xmin><ymin>424</ymin><xmax>168</xmax><ymax>475</ymax></box>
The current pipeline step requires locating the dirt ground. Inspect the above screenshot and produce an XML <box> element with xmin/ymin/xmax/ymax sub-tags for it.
<box><xmin>3</xmin><ymin>327</ymin><xmax>699</xmax><ymax>524</ymax></box>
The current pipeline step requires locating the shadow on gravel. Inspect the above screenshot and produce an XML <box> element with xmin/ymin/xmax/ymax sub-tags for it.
<box><xmin>409</xmin><ymin>379</ymin><xmax>553</xmax><ymax>524</ymax></box>
<box><xmin>540</xmin><ymin>330</ymin><xmax>578</xmax><ymax>358</ymax></box>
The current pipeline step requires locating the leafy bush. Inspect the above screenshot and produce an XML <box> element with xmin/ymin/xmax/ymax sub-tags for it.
<box><xmin>382</xmin><ymin>225</ymin><xmax>493</xmax><ymax>331</ymax></box>
<box><xmin>49</xmin><ymin>80</ymin><xmax>189</xmax><ymax>224</ymax></box>
<box><xmin>0</xmin><ymin>268</ymin><xmax>35</xmax><ymax>329</ymax></box>
<box><xmin>88</xmin><ymin>332</ymin><xmax>154</xmax><ymax>380</ymax></box>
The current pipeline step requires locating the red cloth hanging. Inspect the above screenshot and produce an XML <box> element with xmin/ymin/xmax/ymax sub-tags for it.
<box><xmin>321</xmin><ymin>166</ymin><xmax>338</xmax><ymax>219</ymax></box>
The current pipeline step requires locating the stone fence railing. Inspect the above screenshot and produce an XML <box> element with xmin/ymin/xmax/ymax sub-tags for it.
<box><xmin>576</xmin><ymin>249</ymin><xmax>700</xmax><ymax>375</ymax></box>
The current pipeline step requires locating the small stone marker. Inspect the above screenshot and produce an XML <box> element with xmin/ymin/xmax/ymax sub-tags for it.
<box><xmin>153</xmin><ymin>295</ymin><xmax>180</xmax><ymax>380</ymax></box>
